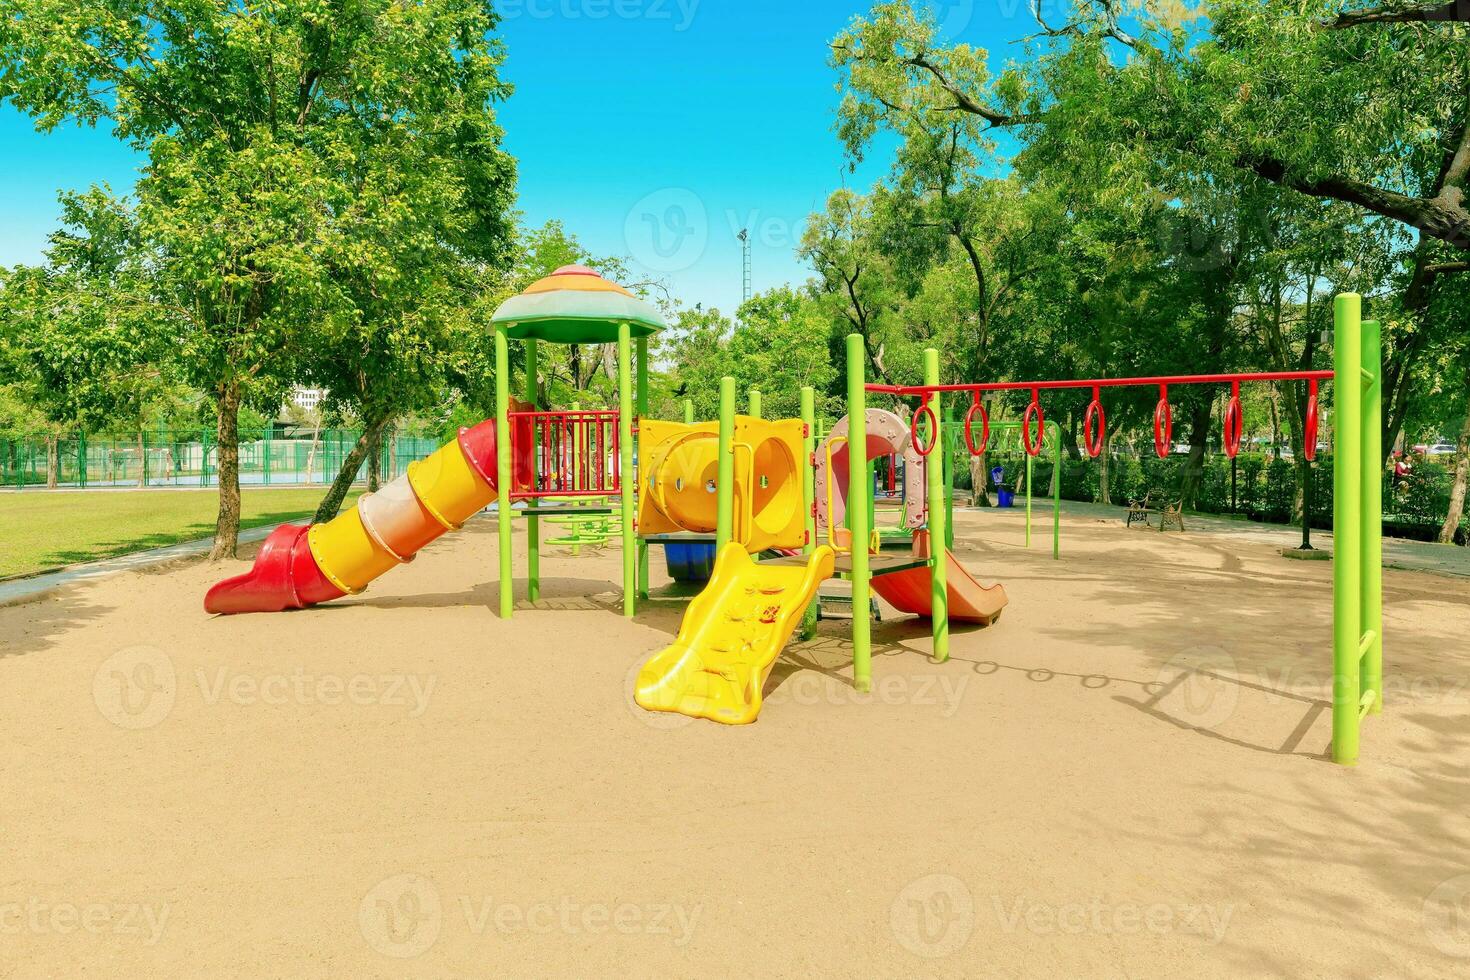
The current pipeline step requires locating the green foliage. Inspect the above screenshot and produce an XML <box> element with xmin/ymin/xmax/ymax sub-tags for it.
<box><xmin>0</xmin><ymin>0</ymin><xmax>519</xmax><ymax>548</ymax></box>
<box><xmin>0</xmin><ymin>189</ymin><xmax>166</xmax><ymax>431</ymax></box>
<box><xmin>663</xmin><ymin>287</ymin><xmax>842</xmax><ymax>421</ymax></box>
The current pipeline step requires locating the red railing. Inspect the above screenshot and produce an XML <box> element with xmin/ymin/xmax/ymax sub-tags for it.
<box><xmin>869</xmin><ymin>370</ymin><xmax>1332</xmax><ymax>460</ymax></box>
<box><xmin>510</xmin><ymin>410</ymin><xmax>621</xmax><ymax>498</ymax></box>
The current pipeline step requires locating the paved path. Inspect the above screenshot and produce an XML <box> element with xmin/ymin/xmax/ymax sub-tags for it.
<box><xmin>1046</xmin><ymin>500</ymin><xmax>1470</xmax><ymax>578</ymax></box>
<box><xmin>3</xmin><ymin>497</ymin><xmax>1464</xmax><ymax>609</ymax></box>
<box><xmin>0</xmin><ymin>522</ymin><xmax>286</xmax><ymax>607</ymax></box>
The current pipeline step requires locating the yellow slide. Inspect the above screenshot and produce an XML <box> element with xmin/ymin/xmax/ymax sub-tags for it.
<box><xmin>635</xmin><ymin>543</ymin><xmax>836</xmax><ymax>725</ymax></box>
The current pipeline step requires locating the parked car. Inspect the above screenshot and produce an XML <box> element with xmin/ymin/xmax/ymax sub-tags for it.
<box><xmin>1426</xmin><ymin>443</ymin><xmax>1458</xmax><ymax>456</ymax></box>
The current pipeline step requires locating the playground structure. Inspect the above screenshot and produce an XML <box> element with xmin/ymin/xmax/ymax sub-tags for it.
<box><xmin>865</xmin><ymin>293</ymin><xmax>1383</xmax><ymax>766</ymax></box>
<box><xmin>203</xmin><ymin>271</ymin><xmax>1383</xmax><ymax>764</ymax></box>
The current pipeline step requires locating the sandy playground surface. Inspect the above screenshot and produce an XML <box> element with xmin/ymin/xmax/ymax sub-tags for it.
<box><xmin>2</xmin><ymin>504</ymin><xmax>1469</xmax><ymax>977</ymax></box>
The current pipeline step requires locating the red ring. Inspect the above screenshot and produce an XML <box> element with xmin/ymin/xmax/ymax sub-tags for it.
<box><xmin>963</xmin><ymin>396</ymin><xmax>989</xmax><ymax>456</ymax></box>
<box><xmin>1304</xmin><ymin>380</ymin><xmax>1319</xmax><ymax>461</ymax></box>
<box><xmin>1022</xmin><ymin>395</ymin><xmax>1045</xmax><ymax>457</ymax></box>
<box><xmin>1084</xmin><ymin>389</ymin><xmax>1105</xmax><ymax>458</ymax></box>
<box><xmin>913</xmin><ymin>403</ymin><xmax>938</xmax><ymax>457</ymax></box>
<box><xmin>1153</xmin><ymin>391</ymin><xmax>1173</xmax><ymax>459</ymax></box>
<box><xmin>1223</xmin><ymin>398</ymin><xmax>1243</xmax><ymax>459</ymax></box>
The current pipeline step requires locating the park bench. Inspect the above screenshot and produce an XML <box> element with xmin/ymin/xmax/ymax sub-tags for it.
<box><xmin>1126</xmin><ymin>493</ymin><xmax>1186</xmax><ymax>532</ymax></box>
<box><xmin>1126</xmin><ymin>492</ymin><xmax>1154</xmax><ymax>528</ymax></box>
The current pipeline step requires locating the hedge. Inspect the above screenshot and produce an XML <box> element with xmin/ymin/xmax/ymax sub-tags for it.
<box><xmin>963</xmin><ymin>447</ymin><xmax>1466</xmax><ymax>545</ymax></box>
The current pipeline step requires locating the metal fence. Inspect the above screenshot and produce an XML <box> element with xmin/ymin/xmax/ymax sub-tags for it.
<box><xmin>0</xmin><ymin>429</ymin><xmax>441</xmax><ymax>490</ymax></box>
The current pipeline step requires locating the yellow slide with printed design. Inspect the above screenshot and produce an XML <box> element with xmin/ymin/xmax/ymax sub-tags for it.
<box><xmin>635</xmin><ymin>543</ymin><xmax>836</xmax><ymax>725</ymax></box>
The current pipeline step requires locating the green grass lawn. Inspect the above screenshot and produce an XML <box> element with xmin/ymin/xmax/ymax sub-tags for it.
<box><xmin>0</xmin><ymin>487</ymin><xmax>359</xmax><ymax>579</ymax></box>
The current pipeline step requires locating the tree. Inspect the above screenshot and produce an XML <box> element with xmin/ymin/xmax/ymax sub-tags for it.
<box><xmin>728</xmin><ymin>288</ymin><xmax>840</xmax><ymax>420</ymax></box>
<box><xmin>0</xmin><ymin>189</ymin><xmax>163</xmax><ymax>487</ymax></box>
<box><xmin>800</xmin><ymin>190</ymin><xmax>901</xmax><ymax>382</ymax></box>
<box><xmin>303</xmin><ymin>12</ymin><xmax>517</xmax><ymax>522</ymax></box>
<box><xmin>0</xmin><ymin>0</ymin><xmax>516</xmax><ymax>557</ymax></box>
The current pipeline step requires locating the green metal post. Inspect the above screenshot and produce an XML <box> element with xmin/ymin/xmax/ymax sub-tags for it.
<box><xmin>569</xmin><ymin>401</ymin><xmax>582</xmax><ymax>556</ymax></box>
<box><xmin>637</xmin><ymin>337</ymin><xmax>650</xmax><ymax>600</ymax></box>
<box><xmin>847</xmin><ymin>335</ymin><xmax>872</xmax><ymax>693</ymax></box>
<box><xmin>800</xmin><ymin>386</ymin><xmax>818</xmax><ymax>639</ymax></box>
<box><xmin>495</xmin><ymin>327</ymin><xmax>514</xmax><ymax>619</ymax></box>
<box><xmin>716</xmin><ymin>377</ymin><xmax>736</xmax><ymax>552</ymax></box>
<box><xmin>683</xmin><ymin>398</ymin><xmax>694</xmax><ymax>424</ymax></box>
<box><xmin>1051</xmin><ymin>421</ymin><xmax>1061</xmax><ymax>560</ymax></box>
<box><xmin>78</xmin><ymin>431</ymin><xmax>87</xmax><ymax>489</ymax></box>
<box><xmin>263</xmin><ymin>426</ymin><xmax>272</xmax><ymax>487</ymax></box>
<box><xmin>525</xmin><ymin>338</ymin><xmax>540</xmax><ymax>603</ymax></box>
<box><xmin>1361</xmin><ymin>318</ymin><xmax>1383</xmax><ymax>715</ymax></box>
<box><xmin>618</xmin><ymin>323</ymin><xmax>636</xmax><ymax>617</ymax></box>
<box><xmin>749</xmin><ymin>387</ymin><xmax>762</xmax><ymax>420</ymax></box>
<box><xmin>1332</xmin><ymin>293</ymin><xmax>1362</xmax><ymax>765</ymax></box>
<box><xmin>1024</xmin><ymin>444</ymin><xmax>1033</xmax><ymax>548</ymax></box>
<box><xmin>924</xmin><ymin>349</ymin><xmax>949</xmax><ymax>663</ymax></box>
<box><xmin>141</xmin><ymin>430</ymin><xmax>149</xmax><ymax>488</ymax></box>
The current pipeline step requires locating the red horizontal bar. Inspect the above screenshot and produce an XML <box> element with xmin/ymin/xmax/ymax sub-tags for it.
<box><xmin>513</xmin><ymin>489</ymin><xmax>619</xmax><ymax>499</ymax></box>
<box><xmin>509</xmin><ymin>410</ymin><xmax>618</xmax><ymax>420</ymax></box>
<box><xmin>866</xmin><ymin>370</ymin><xmax>1334</xmax><ymax>397</ymax></box>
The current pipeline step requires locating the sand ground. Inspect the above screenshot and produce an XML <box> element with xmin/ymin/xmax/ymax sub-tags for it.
<box><xmin>2</xmin><ymin>505</ymin><xmax>1468</xmax><ymax>977</ymax></box>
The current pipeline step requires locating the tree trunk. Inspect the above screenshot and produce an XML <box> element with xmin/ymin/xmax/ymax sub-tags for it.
<box><xmin>1438</xmin><ymin>389</ymin><xmax>1470</xmax><ymax>545</ymax></box>
<box><xmin>366</xmin><ymin>422</ymin><xmax>385</xmax><ymax>492</ymax></box>
<box><xmin>45</xmin><ymin>434</ymin><xmax>58</xmax><ymax>488</ymax></box>
<box><xmin>1269</xmin><ymin>393</ymin><xmax>1282</xmax><ymax>459</ymax></box>
<box><xmin>1098</xmin><ymin>428</ymin><xmax>1112</xmax><ymax>505</ymax></box>
<box><xmin>1179</xmin><ymin>399</ymin><xmax>1212</xmax><ymax>508</ymax></box>
<box><xmin>313</xmin><ymin>414</ymin><xmax>392</xmax><ymax>524</ymax></box>
<box><xmin>1062</xmin><ymin>411</ymin><xmax>1082</xmax><ymax>460</ymax></box>
<box><xmin>305</xmin><ymin>419</ymin><xmax>322</xmax><ymax>484</ymax></box>
<box><xmin>970</xmin><ymin>451</ymin><xmax>991</xmax><ymax>508</ymax></box>
<box><xmin>209</xmin><ymin>382</ymin><xmax>242</xmax><ymax>560</ymax></box>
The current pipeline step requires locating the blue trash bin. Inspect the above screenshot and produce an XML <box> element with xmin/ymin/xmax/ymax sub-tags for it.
<box><xmin>665</xmin><ymin>542</ymin><xmax>717</xmax><ymax>582</ymax></box>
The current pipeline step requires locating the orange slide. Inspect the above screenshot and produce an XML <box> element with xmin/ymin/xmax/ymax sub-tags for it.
<box><xmin>868</xmin><ymin>531</ymin><xmax>1007</xmax><ymax>626</ymax></box>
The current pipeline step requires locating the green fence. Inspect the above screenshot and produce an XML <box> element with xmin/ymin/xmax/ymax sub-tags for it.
<box><xmin>0</xmin><ymin>429</ymin><xmax>440</xmax><ymax>490</ymax></box>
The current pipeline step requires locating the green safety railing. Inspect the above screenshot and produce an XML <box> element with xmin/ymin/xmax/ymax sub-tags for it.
<box><xmin>0</xmin><ymin>428</ymin><xmax>439</xmax><ymax>490</ymax></box>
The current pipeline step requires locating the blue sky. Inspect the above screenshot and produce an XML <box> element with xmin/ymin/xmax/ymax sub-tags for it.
<box><xmin>0</xmin><ymin>0</ymin><xmax>1030</xmax><ymax>314</ymax></box>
